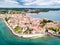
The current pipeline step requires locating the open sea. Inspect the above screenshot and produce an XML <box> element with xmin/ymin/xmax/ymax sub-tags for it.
<box><xmin>0</xmin><ymin>10</ymin><xmax>60</xmax><ymax>45</ymax></box>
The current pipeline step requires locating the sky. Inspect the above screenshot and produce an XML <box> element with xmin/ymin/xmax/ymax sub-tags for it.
<box><xmin>0</xmin><ymin>0</ymin><xmax>60</xmax><ymax>8</ymax></box>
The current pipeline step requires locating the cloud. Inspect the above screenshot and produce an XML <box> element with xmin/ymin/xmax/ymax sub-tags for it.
<box><xmin>0</xmin><ymin>0</ymin><xmax>21</xmax><ymax>8</ymax></box>
<box><xmin>0</xmin><ymin>0</ymin><xmax>60</xmax><ymax>8</ymax></box>
<box><xmin>17</xmin><ymin>0</ymin><xmax>60</xmax><ymax>6</ymax></box>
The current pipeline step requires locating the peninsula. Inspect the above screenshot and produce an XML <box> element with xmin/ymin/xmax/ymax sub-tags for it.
<box><xmin>0</xmin><ymin>13</ymin><xmax>60</xmax><ymax>38</ymax></box>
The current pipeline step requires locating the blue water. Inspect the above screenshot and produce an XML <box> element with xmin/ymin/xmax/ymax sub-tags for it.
<box><xmin>0</xmin><ymin>11</ymin><xmax>60</xmax><ymax>45</ymax></box>
<box><xmin>27</xmin><ymin>11</ymin><xmax>60</xmax><ymax>21</ymax></box>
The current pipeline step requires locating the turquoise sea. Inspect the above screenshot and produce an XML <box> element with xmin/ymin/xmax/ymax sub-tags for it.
<box><xmin>0</xmin><ymin>10</ymin><xmax>60</xmax><ymax>45</ymax></box>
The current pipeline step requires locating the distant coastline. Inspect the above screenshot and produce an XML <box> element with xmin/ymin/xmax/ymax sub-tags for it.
<box><xmin>0</xmin><ymin>8</ymin><xmax>60</xmax><ymax>14</ymax></box>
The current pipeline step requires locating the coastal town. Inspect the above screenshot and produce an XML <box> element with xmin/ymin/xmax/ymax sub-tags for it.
<box><xmin>0</xmin><ymin>9</ymin><xmax>60</xmax><ymax>38</ymax></box>
<box><xmin>0</xmin><ymin>12</ymin><xmax>60</xmax><ymax>38</ymax></box>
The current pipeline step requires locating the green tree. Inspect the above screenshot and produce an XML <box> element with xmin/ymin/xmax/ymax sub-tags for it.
<box><xmin>14</xmin><ymin>26</ymin><xmax>22</xmax><ymax>33</ymax></box>
<box><xmin>48</xmin><ymin>27</ymin><xmax>59</xmax><ymax>32</ymax></box>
